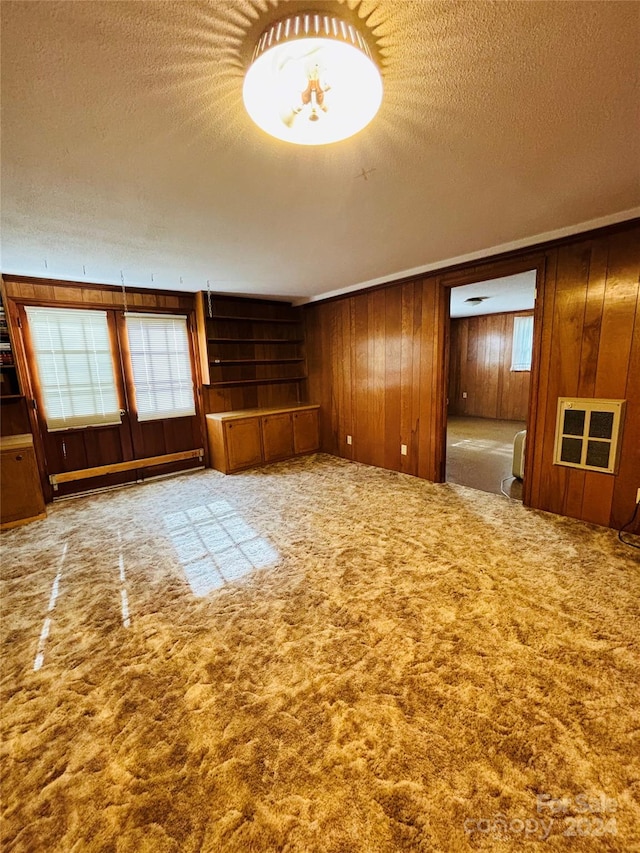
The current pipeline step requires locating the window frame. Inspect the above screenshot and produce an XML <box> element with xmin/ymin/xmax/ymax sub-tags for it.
<box><xmin>123</xmin><ymin>312</ymin><xmax>197</xmax><ymax>423</ymax></box>
<box><xmin>510</xmin><ymin>314</ymin><xmax>534</xmax><ymax>372</ymax></box>
<box><xmin>23</xmin><ymin>305</ymin><xmax>124</xmax><ymax>432</ymax></box>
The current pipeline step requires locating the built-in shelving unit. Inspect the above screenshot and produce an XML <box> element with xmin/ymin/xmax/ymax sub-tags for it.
<box><xmin>199</xmin><ymin>295</ymin><xmax>308</xmax><ymax>404</ymax></box>
<box><xmin>0</xmin><ymin>296</ymin><xmax>22</xmax><ymax>399</ymax></box>
<box><xmin>0</xmin><ymin>286</ymin><xmax>31</xmax><ymax>437</ymax></box>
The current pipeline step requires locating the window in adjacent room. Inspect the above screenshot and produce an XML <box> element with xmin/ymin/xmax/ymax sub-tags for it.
<box><xmin>510</xmin><ymin>315</ymin><xmax>534</xmax><ymax>371</ymax></box>
<box><xmin>125</xmin><ymin>313</ymin><xmax>196</xmax><ymax>421</ymax></box>
<box><xmin>25</xmin><ymin>306</ymin><xmax>121</xmax><ymax>430</ymax></box>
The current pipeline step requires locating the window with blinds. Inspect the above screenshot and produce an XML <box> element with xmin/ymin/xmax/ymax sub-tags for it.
<box><xmin>25</xmin><ymin>306</ymin><xmax>121</xmax><ymax>431</ymax></box>
<box><xmin>125</xmin><ymin>314</ymin><xmax>196</xmax><ymax>421</ymax></box>
<box><xmin>510</xmin><ymin>315</ymin><xmax>534</xmax><ymax>371</ymax></box>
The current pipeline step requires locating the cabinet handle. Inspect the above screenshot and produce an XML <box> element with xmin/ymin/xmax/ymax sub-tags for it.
<box><xmin>15</xmin><ymin>454</ymin><xmax>23</xmax><ymax>461</ymax></box>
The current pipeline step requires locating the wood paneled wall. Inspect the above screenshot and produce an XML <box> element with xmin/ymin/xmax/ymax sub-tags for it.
<box><xmin>305</xmin><ymin>278</ymin><xmax>447</xmax><ymax>481</ymax></box>
<box><xmin>1</xmin><ymin>276</ymin><xmax>203</xmax><ymax>499</ymax></box>
<box><xmin>305</xmin><ymin>221</ymin><xmax>640</xmax><ymax>534</ymax></box>
<box><xmin>528</xmin><ymin>226</ymin><xmax>639</xmax><ymax>532</ymax></box>
<box><xmin>448</xmin><ymin>311</ymin><xmax>532</xmax><ymax>420</ymax></box>
<box><xmin>3</xmin><ymin>277</ymin><xmax>195</xmax><ymax>312</ymax></box>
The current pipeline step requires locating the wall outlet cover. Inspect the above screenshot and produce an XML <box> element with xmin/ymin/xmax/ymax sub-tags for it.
<box><xmin>346</xmin><ymin>435</ymin><xmax>352</xmax><ymax>445</ymax></box>
<box><xmin>401</xmin><ymin>444</ymin><xmax>408</xmax><ymax>456</ymax></box>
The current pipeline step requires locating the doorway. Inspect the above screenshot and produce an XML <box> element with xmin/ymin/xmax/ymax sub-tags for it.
<box><xmin>445</xmin><ymin>271</ymin><xmax>536</xmax><ymax>499</ymax></box>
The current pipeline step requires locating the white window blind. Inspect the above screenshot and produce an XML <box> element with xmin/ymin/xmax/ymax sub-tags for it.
<box><xmin>25</xmin><ymin>307</ymin><xmax>121</xmax><ymax>431</ymax></box>
<box><xmin>125</xmin><ymin>314</ymin><xmax>196</xmax><ymax>422</ymax></box>
<box><xmin>511</xmin><ymin>315</ymin><xmax>534</xmax><ymax>371</ymax></box>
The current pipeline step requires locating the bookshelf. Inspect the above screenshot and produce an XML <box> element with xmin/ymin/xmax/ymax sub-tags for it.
<box><xmin>199</xmin><ymin>294</ymin><xmax>308</xmax><ymax>410</ymax></box>
<box><xmin>0</xmin><ymin>296</ymin><xmax>21</xmax><ymax>398</ymax></box>
<box><xmin>0</xmin><ymin>288</ymin><xmax>31</xmax><ymax>437</ymax></box>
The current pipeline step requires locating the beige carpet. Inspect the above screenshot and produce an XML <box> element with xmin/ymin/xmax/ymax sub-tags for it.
<box><xmin>446</xmin><ymin>417</ymin><xmax>526</xmax><ymax>500</ymax></box>
<box><xmin>1</xmin><ymin>454</ymin><xmax>639</xmax><ymax>852</ymax></box>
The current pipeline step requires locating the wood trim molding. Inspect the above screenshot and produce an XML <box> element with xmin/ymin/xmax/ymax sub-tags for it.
<box><xmin>2</xmin><ymin>276</ymin><xmax>195</xmax><ymax>313</ymax></box>
<box><xmin>435</xmin><ymin>255</ymin><xmax>547</xmax><ymax>504</ymax></box>
<box><xmin>49</xmin><ymin>448</ymin><xmax>205</xmax><ymax>486</ymax></box>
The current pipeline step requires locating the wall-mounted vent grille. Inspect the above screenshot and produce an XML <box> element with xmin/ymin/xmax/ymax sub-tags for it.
<box><xmin>553</xmin><ymin>398</ymin><xmax>625</xmax><ymax>474</ymax></box>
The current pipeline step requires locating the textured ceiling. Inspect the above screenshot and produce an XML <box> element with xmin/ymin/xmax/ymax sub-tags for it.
<box><xmin>1</xmin><ymin>0</ymin><xmax>639</xmax><ymax>302</ymax></box>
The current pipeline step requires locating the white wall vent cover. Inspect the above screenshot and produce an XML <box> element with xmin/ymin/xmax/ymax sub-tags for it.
<box><xmin>553</xmin><ymin>398</ymin><xmax>626</xmax><ymax>474</ymax></box>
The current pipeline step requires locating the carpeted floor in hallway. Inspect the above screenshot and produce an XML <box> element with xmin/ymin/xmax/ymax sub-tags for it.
<box><xmin>1</xmin><ymin>453</ymin><xmax>639</xmax><ymax>852</ymax></box>
<box><xmin>446</xmin><ymin>416</ymin><xmax>525</xmax><ymax>500</ymax></box>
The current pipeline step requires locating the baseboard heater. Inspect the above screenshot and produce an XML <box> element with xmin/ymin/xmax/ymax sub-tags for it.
<box><xmin>49</xmin><ymin>448</ymin><xmax>204</xmax><ymax>489</ymax></box>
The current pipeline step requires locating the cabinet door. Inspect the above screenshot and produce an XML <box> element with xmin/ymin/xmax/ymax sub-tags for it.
<box><xmin>261</xmin><ymin>413</ymin><xmax>294</xmax><ymax>462</ymax></box>
<box><xmin>1</xmin><ymin>446</ymin><xmax>45</xmax><ymax>525</ymax></box>
<box><xmin>224</xmin><ymin>418</ymin><xmax>263</xmax><ymax>472</ymax></box>
<box><xmin>293</xmin><ymin>409</ymin><xmax>319</xmax><ymax>454</ymax></box>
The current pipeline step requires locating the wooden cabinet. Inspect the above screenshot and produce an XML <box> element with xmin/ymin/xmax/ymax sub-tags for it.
<box><xmin>262</xmin><ymin>412</ymin><xmax>294</xmax><ymax>462</ymax></box>
<box><xmin>293</xmin><ymin>409</ymin><xmax>320</xmax><ymax>454</ymax></box>
<box><xmin>224</xmin><ymin>418</ymin><xmax>263</xmax><ymax>472</ymax></box>
<box><xmin>207</xmin><ymin>405</ymin><xmax>319</xmax><ymax>474</ymax></box>
<box><xmin>1</xmin><ymin>434</ymin><xmax>46</xmax><ymax>529</ymax></box>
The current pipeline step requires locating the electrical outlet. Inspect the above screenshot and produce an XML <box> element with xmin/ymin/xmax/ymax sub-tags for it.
<box><xmin>462</xmin><ymin>391</ymin><xmax>467</xmax><ymax>399</ymax></box>
<box><xmin>401</xmin><ymin>444</ymin><xmax>408</xmax><ymax>456</ymax></box>
<box><xmin>346</xmin><ymin>435</ymin><xmax>352</xmax><ymax>445</ymax></box>
<box><xmin>636</xmin><ymin>487</ymin><xmax>640</xmax><ymax>504</ymax></box>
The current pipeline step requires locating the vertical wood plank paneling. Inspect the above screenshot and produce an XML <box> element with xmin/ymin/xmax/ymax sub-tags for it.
<box><xmin>526</xmin><ymin>226</ymin><xmax>640</xmax><ymax>529</ymax></box>
<box><xmin>448</xmin><ymin>319</ymin><xmax>460</xmax><ymax>414</ymax></box>
<box><xmin>495</xmin><ymin>314</ymin><xmax>507</xmax><ymax>419</ymax></box>
<box><xmin>409</xmin><ymin>282</ymin><xmax>423</xmax><ymax>474</ymax></box>
<box><xmin>370</xmin><ymin>289</ymin><xmax>386</xmax><ymax>469</ymax></box>
<box><xmin>577</xmin><ymin>240</ymin><xmax>609</xmax><ymax>395</ymax></box>
<box><xmin>326</xmin><ymin>302</ymin><xmax>341</xmax><ymax>456</ymax></box>
<box><xmin>417</xmin><ymin>278</ymin><xmax>437</xmax><ymax>480</ymax></box>
<box><xmin>537</xmin><ymin>243</ymin><xmax>590</xmax><ymax>516</ymax></box>
<box><xmin>341</xmin><ymin>299</ymin><xmax>354</xmax><ymax>460</ymax></box>
<box><xmin>399</xmin><ymin>283</ymin><xmax>414</xmax><ymax>475</ymax></box>
<box><xmin>458</xmin><ymin>321</ymin><xmax>468</xmax><ymax>415</ymax></box>
<box><xmin>431</xmin><ymin>278</ymin><xmax>448</xmax><ymax>482</ymax></box>
<box><xmin>353</xmin><ymin>293</ymin><xmax>370</xmax><ymax>464</ymax></box>
<box><xmin>384</xmin><ymin>288</ymin><xmax>402</xmax><ymax>471</ymax></box>
<box><xmin>448</xmin><ymin>312</ymin><xmax>532</xmax><ymax>420</ymax></box>
<box><xmin>585</xmin><ymin>230</ymin><xmax>639</xmax><ymax>527</ymax></box>
<box><xmin>612</xmin><ymin>282</ymin><xmax>640</xmax><ymax>532</ymax></box>
<box><xmin>303</xmin><ymin>221</ymin><xmax>639</xmax><ymax>532</ymax></box>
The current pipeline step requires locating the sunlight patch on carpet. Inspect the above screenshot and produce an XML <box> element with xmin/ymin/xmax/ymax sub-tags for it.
<box><xmin>164</xmin><ymin>500</ymin><xmax>279</xmax><ymax>596</ymax></box>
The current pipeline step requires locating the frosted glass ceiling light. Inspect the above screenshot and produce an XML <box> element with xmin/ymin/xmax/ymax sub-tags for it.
<box><xmin>243</xmin><ymin>11</ymin><xmax>383</xmax><ymax>145</ymax></box>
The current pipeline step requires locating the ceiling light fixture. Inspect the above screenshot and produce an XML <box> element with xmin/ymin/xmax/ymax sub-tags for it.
<box><xmin>243</xmin><ymin>11</ymin><xmax>383</xmax><ymax>146</ymax></box>
<box><xmin>465</xmin><ymin>296</ymin><xmax>490</xmax><ymax>305</ymax></box>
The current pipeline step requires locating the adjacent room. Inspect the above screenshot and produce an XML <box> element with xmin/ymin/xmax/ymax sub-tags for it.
<box><xmin>1</xmin><ymin>2</ymin><xmax>639</xmax><ymax>852</ymax></box>
<box><xmin>446</xmin><ymin>271</ymin><xmax>536</xmax><ymax>500</ymax></box>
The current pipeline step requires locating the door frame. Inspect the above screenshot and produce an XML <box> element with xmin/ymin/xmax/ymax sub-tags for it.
<box><xmin>436</xmin><ymin>253</ymin><xmax>547</xmax><ymax>508</ymax></box>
